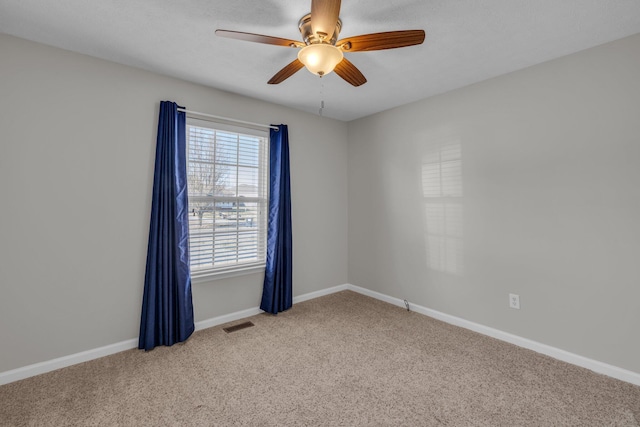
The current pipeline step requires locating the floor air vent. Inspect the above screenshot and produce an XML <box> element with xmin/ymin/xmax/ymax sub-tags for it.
<box><xmin>223</xmin><ymin>321</ymin><xmax>255</xmax><ymax>333</ymax></box>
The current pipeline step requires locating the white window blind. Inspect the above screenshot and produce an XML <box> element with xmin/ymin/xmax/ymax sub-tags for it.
<box><xmin>186</xmin><ymin>119</ymin><xmax>268</xmax><ymax>278</ymax></box>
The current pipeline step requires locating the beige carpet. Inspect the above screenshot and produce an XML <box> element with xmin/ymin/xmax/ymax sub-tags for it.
<box><xmin>1</xmin><ymin>290</ymin><xmax>639</xmax><ymax>426</ymax></box>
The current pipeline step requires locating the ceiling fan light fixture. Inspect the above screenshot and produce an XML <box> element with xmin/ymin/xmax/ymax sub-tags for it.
<box><xmin>216</xmin><ymin>0</ymin><xmax>425</xmax><ymax>86</ymax></box>
<box><xmin>297</xmin><ymin>44</ymin><xmax>343</xmax><ymax>77</ymax></box>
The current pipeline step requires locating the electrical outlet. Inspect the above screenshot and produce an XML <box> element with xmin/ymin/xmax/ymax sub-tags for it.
<box><xmin>509</xmin><ymin>293</ymin><xmax>520</xmax><ymax>309</ymax></box>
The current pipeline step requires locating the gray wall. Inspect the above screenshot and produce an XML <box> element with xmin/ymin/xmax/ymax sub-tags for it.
<box><xmin>2</xmin><ymin>30</ymin><xmax>639</xmax><ymax>377</ymax></box>
<box><xmin>0</xmin><ymin>34</ymin><xmax>348</xmax><ymax>373</ymax></box>
<box><xmin>348</xmin><ymin>33</ymin><xmax>640</xmax><ymax>373</ymax></box>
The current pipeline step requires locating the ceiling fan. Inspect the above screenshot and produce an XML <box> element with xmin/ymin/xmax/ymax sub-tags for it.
<box><xmin>216</xmin><ymin>0</ymin><xmax>425</xmax><ymax>87</ymax></box>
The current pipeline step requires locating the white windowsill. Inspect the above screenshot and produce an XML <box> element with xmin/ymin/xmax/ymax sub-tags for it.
<box><xmin>191</xmin><ymin>264</ymin><xmax>266</xmax><ymax>283</ymax></box>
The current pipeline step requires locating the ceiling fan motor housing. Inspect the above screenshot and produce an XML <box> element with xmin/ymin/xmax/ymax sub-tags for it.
<box><xmin>298</xmin><ymin>13</ymin><xmax>342</xmax><ymax>45</ymax></box>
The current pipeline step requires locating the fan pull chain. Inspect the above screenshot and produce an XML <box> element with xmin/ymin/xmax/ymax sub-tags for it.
<box><xmin>319</xmin><ymin>81</ymin><xmax>325</xmax><ymax>116</ymax></box>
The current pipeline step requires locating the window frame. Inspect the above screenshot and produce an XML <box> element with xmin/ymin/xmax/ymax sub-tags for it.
<box><xmin>185</xmin><ymin>118</ymin><xmax>269</xmax><ymax>281</ymax></box>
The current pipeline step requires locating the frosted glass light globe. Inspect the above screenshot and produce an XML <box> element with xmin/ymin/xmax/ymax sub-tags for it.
<box><xmin>298</xmin><ymin>44</ymin><xmax>344</xmax><ymax>77</ymax></box>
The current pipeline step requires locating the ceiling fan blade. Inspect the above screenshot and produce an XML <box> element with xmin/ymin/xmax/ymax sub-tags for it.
<box><xmin>333</xmin><ymin>58</ymin><xmax>367</xmax><ymax>87</ymax></box>
<box><xmin>268</xmin><ymin>59</ymin><xmax>305</xmax><ymax>84</ymax></box>
<box><xmin>216</xmin><ymin>30</ymin><xmax>304</xmax><ymax>48</ymax></box>
<box><xmin>311</xmin><ymin>0</ymin><xmax>341</xmax><ymax>40</ymax></box>
<box><xmin>337</xmin><ymin>30</ymin><xmax>425</xmax><ymax>52</ymax></box>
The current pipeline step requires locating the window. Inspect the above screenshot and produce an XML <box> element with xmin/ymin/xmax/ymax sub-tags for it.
<box><xmin>186</xmin><ymin>119</ymin><xmax>268</xmax><ymax>279</ymax></box>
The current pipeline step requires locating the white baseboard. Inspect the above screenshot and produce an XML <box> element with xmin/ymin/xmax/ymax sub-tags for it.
<box><xmin>195</xmin><ymin>284</ymin><xmax>351</xmax><ymax>331</ymax></box>
<box><xmin>194</xmin><ymin>307</ymin><xmax>263</xmax><ymax>331</ymax></box>
<box><xmin>3</xmin><ymin>283</ymin><xmax>639</xmax><ymax>387</ymax></box>
<box><xmin>0</xmin><ymin>308</ymin><xmax>270</xmax><ymax>385</ymax></box>
<box><xmin>0</xmin><ymin>339</ymin><xmax>138</xmax><ymax>386</ymax></box>
<box><xmin>293</xmin><ymin>283</ymin><xmax>350</xmax><ymax>304</ymax></box>
<box><xmin>0</xmin><ymin>285</ymin><xmax>347</xmax><ymax>385</ymax></box>
<box><xmin>345</xmin><ymin>284</ymin><xmax>640</xmax><ymax>387</ymax></box>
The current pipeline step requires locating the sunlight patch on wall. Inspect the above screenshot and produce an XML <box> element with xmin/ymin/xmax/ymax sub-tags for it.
<box><xmin>422</xmin><ymin>135</ymin><xmax>464</xmax><ymax>275</ymax></box>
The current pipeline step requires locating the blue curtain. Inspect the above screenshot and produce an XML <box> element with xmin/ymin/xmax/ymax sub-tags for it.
<box><xmin>260</xmin><ymin>125</ymin><xmax>293</xmax><ymax>314</ymax></box>
<box><xmin>139</xmin><ymin>101</ymin><xmax>194</xmax><ymax>351</ymax></box>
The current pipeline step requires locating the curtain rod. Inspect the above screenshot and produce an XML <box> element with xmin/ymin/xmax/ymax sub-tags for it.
<box><xmin>177</xmin><ymin>108</ymin><xmax>279</xmax><ymax>131</ymax></box>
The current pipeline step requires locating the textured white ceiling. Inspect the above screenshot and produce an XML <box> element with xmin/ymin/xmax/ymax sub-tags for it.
<box><xmin>2</xmin><ymin>0</ymin><xmax>640</xmax><ymax>121</ymax></box>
